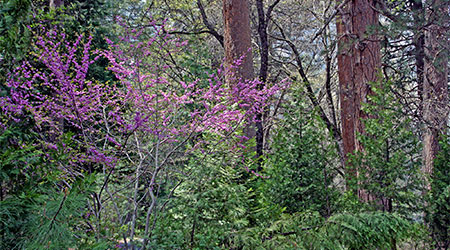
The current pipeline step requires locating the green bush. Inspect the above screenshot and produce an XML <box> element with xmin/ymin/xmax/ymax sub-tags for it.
<box><xmin>428</xmin><ymin>135</ymin><xmax>450</xmax><ymax>249</ymax></box>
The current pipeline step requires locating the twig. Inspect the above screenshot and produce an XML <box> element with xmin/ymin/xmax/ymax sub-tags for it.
<box><xmin>45</xmin><ymin>188</ymin><xmax>68</xmax><ymax>237</ymax></box>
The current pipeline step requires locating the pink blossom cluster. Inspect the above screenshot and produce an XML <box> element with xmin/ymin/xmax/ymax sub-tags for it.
<box><xmin>0</xmin><ymin>22</ymin><xmax>288</xmax><ymax>171</ymax></box>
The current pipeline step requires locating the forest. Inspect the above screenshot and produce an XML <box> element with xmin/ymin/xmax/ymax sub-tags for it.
<box><xmin>0</xmin><ymin>0</ymin><xmax>448</xmax><ymax>249</ymax></box>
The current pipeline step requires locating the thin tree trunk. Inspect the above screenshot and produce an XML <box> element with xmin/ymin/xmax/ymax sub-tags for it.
<box><xmin>274</xmin><ymin>23</ymin><xmax>344</xmax><ymax>171</ymax></box>
<box><xmin>130</xmin><ymin>133</ymin><xmax>143</xmax><ymax>241</ymax></box>
<box><xmin>410</xmin><ymin>0</ymin><xmax>425</xmax><ymax>115</ymax></box>
<box><xmin>256</xmin><ymin>0</ymin><xmax>268</xmax><ymax>161</ymax></box>
<box><xmin>143</xmin><ymin>138</ymin><xmax>160</xmax><ymax>248</ymax></box>
<box><xmin>255</xmin><ymin>0</ymin><xmax>279</xmax><ymax>162</ymax></box>
<box><xmin>197</xmin><ymin>0</ymin><xmax>224</xmax><ymax>47</ymax></box>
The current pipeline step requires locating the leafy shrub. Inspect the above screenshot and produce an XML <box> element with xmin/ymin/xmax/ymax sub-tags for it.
<box><xmin>428</xmin><ymin>135</ymin><xmax>450</xmax><ymax>249</ymax></box>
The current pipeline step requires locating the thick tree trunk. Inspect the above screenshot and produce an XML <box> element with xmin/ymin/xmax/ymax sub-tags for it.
<box><xmin>222</xmin><ymin>0</ymin><xmax>255</xmax><ymax>138</ymax></box>
<box><xmin>337</xmin><ymin>0</ymin><xmax>381</xmax><ymax>202</ymax></box>
<box><xmin>337</xmin><ymin>3</ymin><xmax>356</xmax><ymax>181</ymax></box>
<box><xmin>422</xmin><ymin>0</ymin><xmax>449</xmax><ymax>191</ymax></box>
<box><xmin>222</xmin><ymin>0</ymin><xmax>254</xmax><ymax>83</ymax></box>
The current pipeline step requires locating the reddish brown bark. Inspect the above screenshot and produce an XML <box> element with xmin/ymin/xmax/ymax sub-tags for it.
<box><xmin>337</xmin><ymin>0</ymin><xmax>381</xmax><ymax>202</ymax></box>
<box><xmin>337</xmin><ymin>3</ymin><xmax>355</xmax><ymax>176</ymax></box>
<box><xmin>222</xmin><ymin>0</ymin><xmax>254</xmax><ymax>83</ymax></box>
<box><xmin>422</xmin><ymin>0</ymin><xmax>449</xmax><ymax>191</ymax></box>
<box><xmin>222</xmin><ymin>0</ymin><xmax>255</xmax><ymax>137</ymax></box>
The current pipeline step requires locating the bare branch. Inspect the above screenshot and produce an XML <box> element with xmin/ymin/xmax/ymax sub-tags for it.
<box><xmin>196</xmin><ymin>0</ymin><xmax>224</xmax><ymax>47</ymax></box>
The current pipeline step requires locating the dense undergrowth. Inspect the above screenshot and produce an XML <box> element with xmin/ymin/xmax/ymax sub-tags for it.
<box><xmin>1</xmin><ymin>0</ymin><xmax>448</xmax><ymax>249</ymax></box>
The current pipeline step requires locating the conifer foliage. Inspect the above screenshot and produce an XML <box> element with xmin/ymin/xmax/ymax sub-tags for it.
<box><xmin>0</xmin><ymin>0</ymin><xmax>448</xmax><ymax>249</ymax></box>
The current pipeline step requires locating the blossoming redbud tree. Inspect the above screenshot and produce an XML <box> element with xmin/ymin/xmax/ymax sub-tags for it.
<box><xmin>1</xmin><ymin>20</ymin><xmax>287</xmax><ymax>244</ymax></box>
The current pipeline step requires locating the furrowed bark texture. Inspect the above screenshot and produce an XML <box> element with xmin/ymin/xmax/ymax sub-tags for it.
<box><xmin>223</xmin><ymin>0</ymin><xmax>254</xmax><ymax>82</ymax></box>
<box><xmin>337</xmin><ymin>0</ymin><xmax>381</xmax><ymax>202</ymax></box>
<box><xmin>222</xmin><ymin>0</ymin><xmax>255</xmax><ymax>138</ymax></box>
<box><xmin>422</xmin><ymin>0</ymin><xmax>449</xmax><ymax>191</ymax></box>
